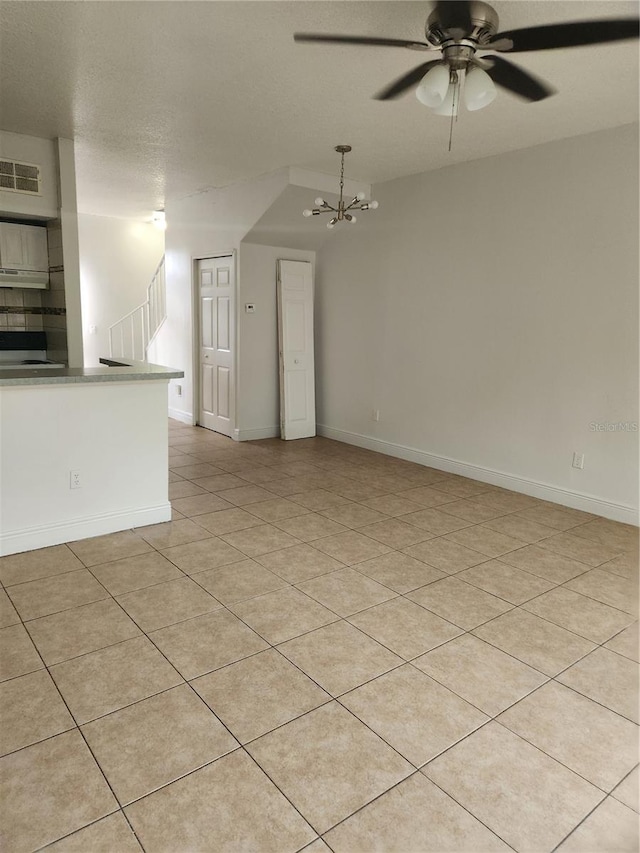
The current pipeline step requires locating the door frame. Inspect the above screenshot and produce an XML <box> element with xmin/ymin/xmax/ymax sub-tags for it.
<box><xmin>191</xmin><ymin>249</ymin><xmax>237</xmax><ymax>436</ymax></box>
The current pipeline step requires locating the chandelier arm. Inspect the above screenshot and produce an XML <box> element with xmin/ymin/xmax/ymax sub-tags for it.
<box><xmin>303</xmin><ymin>145</ymin><xmax>378</xmax><ymax>226</ymax></box>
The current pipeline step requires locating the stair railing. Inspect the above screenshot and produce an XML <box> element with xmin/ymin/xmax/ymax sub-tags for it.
<box><xmin>108</xmin><ymin>255</ymin><xmax>166</xmax><ymax>362</ymax></box>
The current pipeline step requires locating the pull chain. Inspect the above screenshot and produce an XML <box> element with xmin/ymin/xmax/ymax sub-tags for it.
<box><xmin>338</xmin><ymin>151</ymin><xmax>345</xmax><ymax>219</ymax></box>
<box><xmin>448</xmin><ymin>72</ymin><xmax>459</xmax><ymax>153</ymax></box>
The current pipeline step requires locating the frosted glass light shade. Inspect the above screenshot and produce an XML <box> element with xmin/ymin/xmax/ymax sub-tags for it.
<box><xmin>302</xmin><ymin>209</ymin><xmax>313</xmax><ymax>217</ymax></box>
<box><xmin>416</xmin><ymin>64</ymin><xmax>450</xmax><ymax>108</ymax></box>
<box><xmin>464</xmin><ymin>66</ymin><xmax>497</xmax><ymax>111</ymax></box>
<box><xmin>434</xmin><ymin>81</ymin><xmax>460</xmax><ymax>116</ymax></box>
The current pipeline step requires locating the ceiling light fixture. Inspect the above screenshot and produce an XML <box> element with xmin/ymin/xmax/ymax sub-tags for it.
<box><xmin>303</xmin><ymin>146</ymin><xmax>378</xmax><ymax>229</ymax></box>
<box><xmin>151</xmin><ymin>210</ymin><xmax>166</xmax><ymax>230</ymax></box>
<box><xmin>416</xmin><ymin>60</ymin><xmax>497</xmax><ymax>148</ymax></box>
<box><xmin>416</xmin><ymin>63</ymin><xmax>496</xmax><ymax>118</ymax></box>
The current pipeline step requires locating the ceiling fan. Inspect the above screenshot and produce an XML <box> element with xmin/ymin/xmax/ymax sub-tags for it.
<box><xmin>294</xmin><ymin>1</ymin><xmax>639</xmax><ymax>115</ymax></box>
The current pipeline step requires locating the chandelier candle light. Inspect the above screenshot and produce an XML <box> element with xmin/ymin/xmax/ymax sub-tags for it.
<box><xmin>303</xmin><ymin>146</ymin><xmax>378</xmax><ymax>229</ymax></box>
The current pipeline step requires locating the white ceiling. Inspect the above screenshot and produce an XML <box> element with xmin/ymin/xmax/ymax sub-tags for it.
<box><xmin>1</xmin><ymin>1</ymin><xmax>637</xmax><ymax>219</ymax></box>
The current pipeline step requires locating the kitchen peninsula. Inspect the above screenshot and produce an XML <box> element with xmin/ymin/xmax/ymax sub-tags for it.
<box><xmin>0</xmin><ymin>360</ymin><xmax>183</xmax><ymax>556</ymax></box>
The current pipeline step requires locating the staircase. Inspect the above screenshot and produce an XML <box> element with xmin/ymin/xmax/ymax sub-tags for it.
<box><xmin>108</xmin><ymin>256</ymin><xmax>166</xmax><ymax>362</ymax></box>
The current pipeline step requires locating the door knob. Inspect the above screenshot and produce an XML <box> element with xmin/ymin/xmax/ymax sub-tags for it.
<box><xmin>294</xmin><ymin>359</ymin><xmax>299</xmax><ymax>364</ymax></box>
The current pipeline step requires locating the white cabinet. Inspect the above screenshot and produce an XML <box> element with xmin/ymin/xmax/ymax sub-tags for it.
<box><xmin>0</xmin><ymin>222</ymin><xmax>48</xmax><ymax>271</ymax></box>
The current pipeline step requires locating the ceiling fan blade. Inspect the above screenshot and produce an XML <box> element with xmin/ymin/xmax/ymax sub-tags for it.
<box><xmin>374</xmin><ymin>61</ymin><xmax>442</xmax><ymax>100</ymax></box>
<box><xmin>293</xmin><ymin>33</ymin><xmax>433</xmax><ymax>51</ymax></box>
<box><xmin>487</xmin><ymin>18</ymin><xmax>639</xmax><ymax>52</ymax></box>
<box><xmin>484</xmin><ymin>56</ymin><xmax>556</xmax><ymax>102</ymax></box>
<box><xmin>434</xmin><ymin>1</ymin><xmax>472</xmax><ymax>37</ymax></box>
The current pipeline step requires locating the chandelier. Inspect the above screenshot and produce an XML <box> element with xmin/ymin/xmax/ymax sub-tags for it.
<box><xmin>303</xmin><ymin>145</ymin><xmax>378</xmax><ymax>229</ymax></box>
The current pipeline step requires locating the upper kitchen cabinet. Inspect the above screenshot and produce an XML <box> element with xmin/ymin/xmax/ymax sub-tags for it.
<box><xmin>0</xmin><ymin>222</ymin><xmax>48</xmax><ymax>271</ymax></box>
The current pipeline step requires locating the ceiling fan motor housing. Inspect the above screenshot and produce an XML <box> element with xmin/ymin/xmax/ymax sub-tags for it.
<box><xmin>426</xmin><ymin>1</ymin><xmax>499</xmax><ymax>46</ymax></box>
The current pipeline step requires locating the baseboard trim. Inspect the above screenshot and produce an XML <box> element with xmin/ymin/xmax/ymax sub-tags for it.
<box><xmin>317</xmin><ymin>424</ymin><xmax>638</xmax><ymax>526</ymax></box>
<box><xmin>234</xmin><ymin>426</ymin><xmax>281</xmax><ymax>441</ymax></box>
<box><xmin>0</xmin><ymin>503</ymin><xmax>172</xmax><ymax>557</ymax></box>
<box><xmin>168</xmin><ymin>407</ymin><xmax>194</xmax><ymax>425</ymax></box>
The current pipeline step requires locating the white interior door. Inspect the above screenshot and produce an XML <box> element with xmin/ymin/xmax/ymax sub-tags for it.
<box><xmin>277</xmin><ymin>260</ymin><xmax>315</xmax><ymax>440</ymax></box>
<box><xmin>197</xmin><ymin>255</ymin><xmax>234</xmax><ymax>436</ymax></box>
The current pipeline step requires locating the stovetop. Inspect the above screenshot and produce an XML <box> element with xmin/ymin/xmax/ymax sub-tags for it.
<box><xmin>0</xmin><ymin>350</ymin><xmax>65</xmax><ymax>370</ymax></box>
<box><xmin>0</xmin><ymin>331</ymin><xmax>65</xmax><ymax>369</ymax></box>
<box><xmin>0</xmin><ymin>360</ymin><xmax>66</xmax><ymax>370</ymax></box>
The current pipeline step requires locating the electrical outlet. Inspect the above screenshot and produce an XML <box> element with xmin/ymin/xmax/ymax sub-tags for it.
<box><xmin>176</xmin><ymin>384</ymin><xmax>182</xmax><ymax>397</ymax></box>
<box><xmin>372</xmin><ymin>409</ymin><xmax>380</xmax><ymax>422</ymax></box>
<box><xmin>572</xmin><ymin>452</ymin><xmax>585</xmax><ymax>470</ymax></box>
<box><xmin>70</xmin><ymin>470</ymin><xmax>82</xmax><ymax>489</ymax></box>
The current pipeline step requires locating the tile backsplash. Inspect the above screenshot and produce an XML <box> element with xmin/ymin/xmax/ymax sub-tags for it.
<box><xmin>0</xmin><ymin>288</ymin><xmax>44</xmax><ymax>330</ymax></box>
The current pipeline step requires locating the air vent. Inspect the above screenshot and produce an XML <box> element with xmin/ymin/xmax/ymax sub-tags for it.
<box><xmin>0</xmin><ymin>160</ymin><xmax>41</xmax><ymax>196</ymax></box>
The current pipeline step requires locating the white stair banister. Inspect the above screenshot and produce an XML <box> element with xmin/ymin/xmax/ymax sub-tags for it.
<box><xmin>108</xmin><ymin>256</ymin><xmax>166</xmax><ymax>362</ymax></box>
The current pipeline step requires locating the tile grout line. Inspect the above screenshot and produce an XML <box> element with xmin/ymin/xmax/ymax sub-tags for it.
<box><xmin>548</xmin><ymin>785</ymin><xmax>635</xmax><ymax>852</ymax></box>
<box><xmin>102</xmin><ymin>542</ymin><xmax>529</xmax><ymax>842</ymax></box>
<box><xmin>2</xmin><ymin>423</ymin><xmax>636</xmax><ymax>851</ymax></box>
<box><xmin>78</xmin><ymin>560</ymin><xmax>330</xmax><ymax>842</ymax></box>
<box><xmin>3</xmin><ymin>578</ymin><xmax>148</xmax><ymax>853</ymax></box>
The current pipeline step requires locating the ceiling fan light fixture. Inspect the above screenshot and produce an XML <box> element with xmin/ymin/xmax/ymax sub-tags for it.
<box><xmin>464</xmin><ymin>65</ymin><xmax>497</xmax><ymax>111</ymax></box>
<box><xmin>434</xmin><ymin>80</ymin><xmax>460</xmax><ymax>116</ymax></box>
<box><xmin>415</xmin><ymin>62</ymin><xmax>450</xmax><ymax>107</ymax></box>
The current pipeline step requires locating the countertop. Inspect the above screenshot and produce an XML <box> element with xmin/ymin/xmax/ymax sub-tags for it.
<box><xmin>0</xmin><ymin>359</ymin><xmax>184</xmax><ymax>387</ymax></box>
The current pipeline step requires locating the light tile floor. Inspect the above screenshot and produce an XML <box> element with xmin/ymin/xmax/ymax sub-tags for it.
<box><xmin>1</xmin><ymin>420</ymin><xmax>638</xmax><ymax>852</ymax></box>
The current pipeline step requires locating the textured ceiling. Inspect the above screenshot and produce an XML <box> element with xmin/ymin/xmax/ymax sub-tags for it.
<box><xmin>1</xmin><ymin>1</ymin><xmax>638</xmax><ymax>218</ymax></box>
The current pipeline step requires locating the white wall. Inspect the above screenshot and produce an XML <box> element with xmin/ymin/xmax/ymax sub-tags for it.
<box><xmin>0</xmin><ymin>130</ymin><xmax>58</xmax><ymax>219</ymax></box>
<box><xmin>238</xmin><ymin>243</ymin><xmax>315</xmax><ymax>438</ymax></box>
<box><xmin>315</xmin><ymin>125</ymin><xmax>639</xmax><ymax>522</ymax></box>
<box><xmin>78</xmin><ymin>214</ymin><xmax>164</xmax><ymax>366</ymax></box>
<box><xmin>0</xmin><ymin>379</ymin><xmax>170</xmax><ymax>555</ymax></box>
<box><xmin>159</xmin><ymin>169</ymin><xmax>289</xmax><ymax>424</ymax></box>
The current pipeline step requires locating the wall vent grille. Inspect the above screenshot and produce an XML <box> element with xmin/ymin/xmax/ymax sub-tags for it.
<box><xmin>0</xmin><ymin>160</ymin><xmax>41</xmax><ymax>195</ymax></box>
